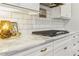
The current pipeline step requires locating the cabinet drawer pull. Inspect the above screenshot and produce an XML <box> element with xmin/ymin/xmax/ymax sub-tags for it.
<box><xmin>64</xmin><ymin>47</ymin><xmax>67</xmax><ymax>50</ymax></box>
<box><xmin>73</xmin><ymin>54</ymin><xmax>76</xmax><ymax>56</ymax></box>
<box><xmin>77</xmin><ymin>41</ymin><xmax>79</xmax><ymax>43</ymax></box>
<box><xmin>40</xmin><ymin>48</ymin><xmax>47</xmax><ymax>52</ymax></box>
<box><xmin>73</xmin><ymin>36</ymin><xmax>76</xmax><ymax>38</ymax></box>
<box><xmin>73</xmin><ymin>44</ymin><xmax>76</xmax><ymax>46</ymax></box>
<box><xmin>77</xmin><ymin>55</ymin><xmax>79</xmax><ymax>56</ymax></box>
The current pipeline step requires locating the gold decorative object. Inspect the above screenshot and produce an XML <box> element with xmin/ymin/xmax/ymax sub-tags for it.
<box><xmin>0</xmin><ymin>20</ymin><xmax>21</xmax><ymax>39</ymax></box>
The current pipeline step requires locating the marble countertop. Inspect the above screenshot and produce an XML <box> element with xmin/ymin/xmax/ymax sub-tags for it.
<box><xmin>0</xmin><ymin>32</ymin><xmax>78</xmax><ymax>56</ymax></box>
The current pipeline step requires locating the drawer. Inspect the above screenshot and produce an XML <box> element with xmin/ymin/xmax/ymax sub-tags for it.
<box><xmin>54</xmin><ymin>40</ymin><xmax>72</xmax><ymax>56</ymax></box>
<box><xmin>28</xmin><ymin>43</ymin><xmax>53</xmax><ymax>56</ymax></box>
<box><xmin>72</xmin><ymin>44</ymin><xmax>79</xmax><ymax>55</ymax></box>
<box><xmin>71</xmin><ymin>45</ymin><xmax>79</xmax><ymax>56</ymax></box>
<box><xmin>13</xmin><ymin>42</ymin><xmax>53</xmax><ymax>56</ymax></box>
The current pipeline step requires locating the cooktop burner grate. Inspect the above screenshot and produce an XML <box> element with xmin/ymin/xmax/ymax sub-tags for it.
<box><xmin>32</xmin><ymin>30</ymin><xmax>69</xmax><ymax>37</ymax></box>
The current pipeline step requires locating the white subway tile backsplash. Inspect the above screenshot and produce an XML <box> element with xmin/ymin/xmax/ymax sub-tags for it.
<box><xmin>11</xmin><ymin>12</ymin><xmax>24</xmax><ymax>19</ymax></box>
<box><xmin>32</xmin><ymin>5</ymin><xmax>66</xmax><ymax>31</ymax></box>
<box><xmin>23</xmin><ymin>14</ymin><xmax>32</xmax><ymax>20</ymax></box>
<box><xmin>0</xmin><ymin>10</ymin><xmax>11</xmax><ymax>19</ymax></box>
<box><xmin>0</xmin><ymin>5</ymin><xmax>66</xmax><ymax>37</ymax></box>
<box><xmin>32</xmin><ymin>17</ymin><xmax>65</xmax><ymax>30</ymax></box>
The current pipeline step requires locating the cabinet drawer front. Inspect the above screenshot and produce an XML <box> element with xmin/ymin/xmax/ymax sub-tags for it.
<box><xmin>28</xmin><ymin>43</ymin><xmax>53</xmax><ymax>56</ymax></box>
<box><xmin>13</xmin><ymin>42</ymin><xmax>53</xmax><ymax>56</ymax></box>
<box><xmin>54</xmin><ymin>45</ymin><xmax>67</xmax><ymax>56</ymax></box>
<box><xmin>54</xmin><ymin>40</ymin><xmax>72</xmax><ymax>56</ymax></box>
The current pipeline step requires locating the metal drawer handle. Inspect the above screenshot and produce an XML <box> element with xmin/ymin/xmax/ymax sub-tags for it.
<box><xmin>77</xmin><ymin>41</ymin><xmax>79</xmax><ymax>43</ymax></box>
<box><xmin>73</xmin><ymin>44</ymin><xmax>76</xmax><ymax>46</ymax></box>
<box><xmin>77</xmin><ymin>55</ymin><xmax>79</xmax><ymax>56</ymax></box>
<box><xmin>73</xmin><ymin>36</ymin><xmax>76</xmax><ymax>38</ymax></box>
<box><xmin>40</xmin><ymin>48</ymin><xmax>47</xmax><ymax>52</ymax></box>
<box><xmin>64</xmin><ymin>47</ymin><xmax>67</xmax><ymax>50</ymax></box>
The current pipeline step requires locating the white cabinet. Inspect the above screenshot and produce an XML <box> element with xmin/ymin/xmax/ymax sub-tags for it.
<box><xmin>12</xmin><ymin>32</ymin><xmax>79</xmax><ymax>56</ymax></box>
<box><xmin>13</xmin><ymin>42</ymin><xmax>54</xmax><ymax>56</ymax></box>
<box><xmin>61</xmin><ymin>3</ymin><xmax>71</xmax><ymax>18</ymax></box>
<box><xmin>7</xmin><ymin>3</ymin><xmax>39</xmax><ymax>11</ymax></box>
<box><xmin>53</xmin><ymin>32</ymin><xmax>79</xmax><ymax>56</ymax></box>
<box><xmin>51</xmin><ymin>3</ymin><xmax>71</xmax><ymax>19</ymax></box>
<box><xmin>70</xmin><ymin>33</ymin><xmax>79</xmax><ymax>56</ymax></box>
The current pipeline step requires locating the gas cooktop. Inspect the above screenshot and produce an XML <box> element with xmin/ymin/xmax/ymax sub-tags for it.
<box><xmin>32</xmin><ymin>30</ymin><xmax>69</xmax><ymax>37</ymax></box>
